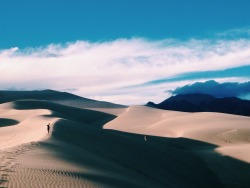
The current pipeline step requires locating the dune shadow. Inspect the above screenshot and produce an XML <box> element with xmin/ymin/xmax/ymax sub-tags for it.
<box><xmin>38</xmin><ymin>119</ymin><xmax>221</xmax><ymax>188</ymax></box>
<box><xmin>40</xmin><ymin>118</ymin><xmax>250</xmax><ymax>188</ymax></box>
<box><xmin>0</xmin><ymin>118</ymin><xmax>19</xmax><ymax>127</ymax></box>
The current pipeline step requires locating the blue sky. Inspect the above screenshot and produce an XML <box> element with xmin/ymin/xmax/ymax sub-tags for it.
<box><xmin>0</xmin><ymin>0</ymin><xmax>250</xmax><ymax>104</ymax></box>
<box><xmin>1</xmin><ymin>0</ymin><xmax>250</xmax><ymax>48</ymax></box>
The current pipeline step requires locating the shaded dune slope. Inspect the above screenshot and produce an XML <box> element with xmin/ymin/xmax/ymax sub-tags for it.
<box><xmin>45</xmin><ymin>120</ymin><xmax>222</xmax><ymax>188</ymax></box>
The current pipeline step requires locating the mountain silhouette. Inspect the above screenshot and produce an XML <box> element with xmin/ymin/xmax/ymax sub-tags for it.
<box><xmin>0</xmin><ymin>90</ymin><xmax>126</xmax><ymax>109</ymax></box>
<box><xmin>147</xmin><ymin>93</ymin><xmax>250</xmax><ymax>116</ymax></box>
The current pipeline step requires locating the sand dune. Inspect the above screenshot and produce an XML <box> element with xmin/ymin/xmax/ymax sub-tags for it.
<box><xmin>0</xmin><ymin>102</ymin><xmax>57</xmax><ymax>150</ymax></box>
<box><xmin>1</xmin><ymin>96</ymin><xmax>250</xmax><ymax>187</ymax></box>
<box><xmin>105</xmin><ymin>106</ymin><xmax>250</xmax><ymax>146</ymax></box>
<box><xmin>104</xmin><ymin>105</ymin><xmax>250</xmax><ymax>187</ymax></box>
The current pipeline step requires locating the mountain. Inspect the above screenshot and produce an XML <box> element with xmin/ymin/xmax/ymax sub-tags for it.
<box><xmin>147</xmin><ymin>93</ymin><xmax>250</xmax><ymax>116</ymax></box>
<box><xmin>0</xmin><ymin>90</ymin><xmax>126</xmax><ymax>109</ymax></box>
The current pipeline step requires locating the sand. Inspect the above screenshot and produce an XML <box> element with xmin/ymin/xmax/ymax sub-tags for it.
<box><xmin>1</xmin><ymin>97</ymin><xmax>250</xmax><ymax>187</ymax></box>
<box><xmin>104</xmin><ymin>105</ymin><xmax>250</xmax><ymax>187</ymax></box>
<box><xmin>105</xmin><ymin>106</ymin><xmax>250</xmax><ymax>146</ymax></box>
<box><xmin>0</xmin><ymin>102</ymin><xmax>58</xmax><ymax>150</ymax></box>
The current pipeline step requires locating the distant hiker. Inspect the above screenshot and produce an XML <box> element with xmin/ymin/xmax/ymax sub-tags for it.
<box><xmin>47</xmin><ymin>123</ymin><xmax>50</xmax><ymax>134</ymax></box>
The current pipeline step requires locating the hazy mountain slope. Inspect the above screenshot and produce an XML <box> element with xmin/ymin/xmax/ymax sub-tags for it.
<box><xmin>0</xmin><ymin>90</ymin><xmax>126</xmax><ymax>109</ymax></box>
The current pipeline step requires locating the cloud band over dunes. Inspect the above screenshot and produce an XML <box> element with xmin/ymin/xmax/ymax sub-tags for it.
<box><xmin>1</xmin><ymin>37</ymin><xmax>250</xmax><ymax>104</ymax></box>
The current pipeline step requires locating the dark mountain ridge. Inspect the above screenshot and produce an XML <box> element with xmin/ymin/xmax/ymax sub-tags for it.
<box><xmin>147</xmin><ymin>93</ymin><xmax>250</xmax><ymax>117</ymax></box>
<box><xmin>0</xmin><ymin>90</ymin><xmax>126</xmax><ymax>109</ymax></box>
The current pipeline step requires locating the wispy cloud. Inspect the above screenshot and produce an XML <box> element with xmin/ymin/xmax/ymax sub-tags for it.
<box><xmin>0</xmin><ymin>37</ymin><xmax>250</xmax><ymax>104</ymax></box>
<box><xmin>141</xmin><ymin>65</ymin><xmax>250</xmax><ymax>86</ymax></box>
<box><xmin>216</xmin><ymin>27</ymin><xmax>250</xmax><ymax>39</ymax></box>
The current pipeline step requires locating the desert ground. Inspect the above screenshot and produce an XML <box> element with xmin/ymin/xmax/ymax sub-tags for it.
<box><xmin>1</xmin><ymin>91</ymin><xmax>250</xmax><ymax>187</ymax></box>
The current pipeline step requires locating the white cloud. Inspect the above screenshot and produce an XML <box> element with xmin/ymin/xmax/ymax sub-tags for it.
<box><xmin>0</xmin><ymin>38</ymin><xmax>250</xmax><ymax>104</ymax></box>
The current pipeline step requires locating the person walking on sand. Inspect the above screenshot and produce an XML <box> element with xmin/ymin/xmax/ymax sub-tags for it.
<box><xmin>47</xmin><ymin>123</ymin><xmax>50</xmax><ymax>134</ymax></box>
